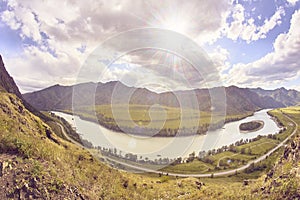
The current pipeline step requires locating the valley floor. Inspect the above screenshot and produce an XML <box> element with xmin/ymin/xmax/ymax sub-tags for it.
<box><xmin>61</xmin><ymin>104</ymin><xmax>253</xmax><ymax>137</ymax></box>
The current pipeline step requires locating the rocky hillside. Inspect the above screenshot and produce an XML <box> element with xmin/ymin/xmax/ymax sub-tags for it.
<box><xmin>23</xmin><ymin>81</ymin><xmax>296</xmax><ymax>115</ymax></box>
<box><xmin>253</xmin><ymin>107</ymin><xmax>300</xmax><ymax>199</ymax></box>
<box><xmin>260</xmin><ymin>136</ymin><xmax>300</xmax><ymax>199</ymax></box>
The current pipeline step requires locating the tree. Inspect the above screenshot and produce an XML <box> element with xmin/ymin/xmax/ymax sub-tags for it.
<box><xmin>187</xmin><ymin>152</ymin><xmax>195</xmax><ymax>163</ymax></box>
<box><xmin>173</xmin><ymin>157</ymin><xmax>182</xmax><ymax>165</ymax></box>
<box><xmin>207</xmin><ymin>150</ymin><xmax>212</xmax><ymax>156</ymax></box>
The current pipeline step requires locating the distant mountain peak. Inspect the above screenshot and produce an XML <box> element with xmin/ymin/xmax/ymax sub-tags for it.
<box><xmin>227</xmin><ymin>85</ymin><xmax>242</xmax><ymax>90</ymax></box>
<box><xmin>102</xmin><ymin>80</ymin><xmax>126</xmax><ymax>87</ymax></box>
<box><xmin>278</xmin><ymin>87</ymin><xmax>288</xmax><ymax>91</ymax></box>
<box><xmin>105</xmin><ymin>80</ymin><xmax>120</xmax><ymax>84</ymax></box>
<box><xmin>250</xmin><ymin>87</ymin><xmax>300</xmax><ymax>107</ymax></box>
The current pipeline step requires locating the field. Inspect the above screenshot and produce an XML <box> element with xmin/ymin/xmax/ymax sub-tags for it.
<box><xmin>94</xmin><ymin>104</ymin><xmax>211</xmax><ymax>129</ymax></box>
<box><xmin>65</xmin><ymin>104</ymin><xmax>252</xmax><ymax>136</ymax></box>
<box><xmin>235</xmin><ymin>137</ymin><xmax>279</xmax><ymax>155</ymax></box>
<box><xmin>162</xmin><ymin>160</ymin><xmax>213</xmax><ymax>174</ymax></box>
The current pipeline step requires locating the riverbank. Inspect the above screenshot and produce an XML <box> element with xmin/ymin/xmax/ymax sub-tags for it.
<box><xmin>267</xmin><ymin>110</ymin><xmax>285</xmax><ymax>128</ymax></box>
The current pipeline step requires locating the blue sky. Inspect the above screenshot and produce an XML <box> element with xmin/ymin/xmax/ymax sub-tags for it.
<box><xmin>212</xmin><ymin>0</ymin><xmax>295</xmax><ymax>64</ymax></box>
<box><xmin>0</xmin><ymin>0</ymin><xmax>299</xmax><ymax>93</ymax></box>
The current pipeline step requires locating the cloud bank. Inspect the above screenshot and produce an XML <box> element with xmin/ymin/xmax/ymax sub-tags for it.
<box><xmin>0</xmin><ymin>0</ymin><xmax>299</xmax><ymax>92</ymax></box>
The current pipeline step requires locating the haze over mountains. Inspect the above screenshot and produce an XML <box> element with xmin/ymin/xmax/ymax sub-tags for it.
<box><xmin>23</xmin><ymin>80</ymin><xmax>300</xmax><ymax>115</ymax></box>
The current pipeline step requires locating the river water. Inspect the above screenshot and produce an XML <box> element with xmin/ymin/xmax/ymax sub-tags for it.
<box><xmin>53</xmin><ymin>109</ymin><xmax>280</xmax><ymax>160</ymax></box>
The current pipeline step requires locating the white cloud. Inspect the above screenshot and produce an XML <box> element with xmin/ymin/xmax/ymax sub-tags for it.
<box><xmin>227</xmin><ymin>9</ymin><xmax>300</xmax><ymax>88</ymax></box>
<box><xmin>6</xmin><ymin>46</ymin><xmax>81</xmax><ymax>93</ymax></box>
<box><xmin>1</xmin><ymin>10</ymin><xmax>21</xmax><ymax>30</ymax></box>
<box><xmin>255</xmin><ymin>7</ymin><xmax>285</xmax><ymax>39</ymax></box>
<box><xmin>226</xmin><ymin>4</ymin><xmax>245</xmax><ymax>41</ymax></box>
<box><xmin>225</xmin><ymin>4</ymin><xmax>285</xmax><ymax>43</ymax></box>
<box><xmin>291</xmin><ymin>83</ymin><xmax>300</xmax><ymax>91</ymax></box>
<box><xmin>208</xmin><ymin>46</ymin><xmax>230</xmax><ymax>73</ymax></box>
<box><xmin>18</xmin><ymin>9</ymin><xmax>41</xmax><ymax>42</ymax></box>
<box><xmin>286</xmin><ymin>0</ymin><xmax>299</xmax><ymax>6</ymax></box>
<box><xmin>1</xmin><ymin>0</ymin><xmax>231</xmax><ymax>92</ymax></box>
<box><xmin>1</xmin><ymin>3</ymin><xmax>42</xmax><ymax>42</ymax></box>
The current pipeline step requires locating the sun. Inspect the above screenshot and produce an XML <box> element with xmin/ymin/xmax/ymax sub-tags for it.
<box><xmin>161</xmin><ymin>17</ymin><xmax>188</xmax><ymax>34</ymax></box>
<box><xmin>148</xmin><ymin>7</ymin><xmax>191</xmax><ymax>35</ymax></box>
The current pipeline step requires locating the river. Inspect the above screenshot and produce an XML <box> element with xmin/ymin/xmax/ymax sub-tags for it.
<box><xmin>52</xmin><ymin>109</ymin><xmax>280</xmax><ymax>160</ymax></box>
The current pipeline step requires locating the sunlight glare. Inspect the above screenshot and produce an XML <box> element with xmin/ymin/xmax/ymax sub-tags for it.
<box><xmin>160</xmin><ymin>17</ymin><xmax>188</xmax><ymax>34</ymax></box>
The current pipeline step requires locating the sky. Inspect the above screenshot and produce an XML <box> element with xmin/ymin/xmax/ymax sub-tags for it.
<box><xmin>0</xmin><ymin>0</ymin><xmax>299</xmax><ymax>93</ymax></box>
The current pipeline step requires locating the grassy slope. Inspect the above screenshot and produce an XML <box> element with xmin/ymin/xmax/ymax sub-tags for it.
<box><xmin>0</xmin><ymin>92</ymin><xmax>130</xmax><ymax>199</ymax></box>
<box><xmin>1</xmin><ymin>91</ymin><xmax>300</xmax><ymax>199</ymax></box>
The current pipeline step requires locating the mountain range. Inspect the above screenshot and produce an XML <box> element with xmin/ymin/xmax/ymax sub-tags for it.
<box><xmin>6</xmin><ymin>52</ymin><xmax>298</xmax><ymax>119</ymax></box>
<box><xmin>250</xmin><ymin>87</ymin><xmax>300</xmax><ymax>107</ymax></box>
<box><xmin>23</xmin><ymin>80</ymin><xmax>300</xmax><ymax>115</ymax></box>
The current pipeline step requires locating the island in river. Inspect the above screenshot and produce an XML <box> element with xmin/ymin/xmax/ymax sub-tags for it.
<box><xmin>239</xmin><ymin>120</ymin><xmax>265</xmax><ymax>133</ymax></box>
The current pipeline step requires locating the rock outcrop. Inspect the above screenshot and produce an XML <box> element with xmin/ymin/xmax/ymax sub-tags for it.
<box><xmin>0</xmin><ymin>55</ymin><xmax>22</xmax><ymax>98</ymax></box>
